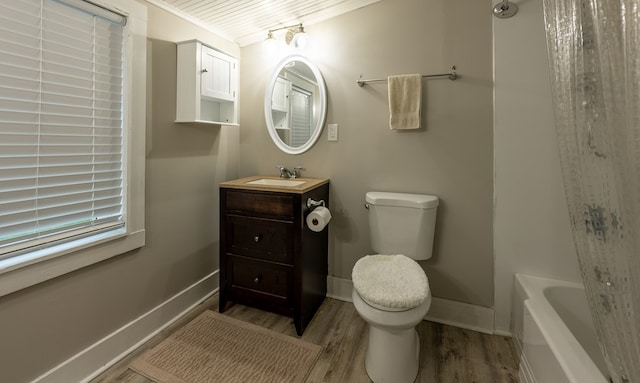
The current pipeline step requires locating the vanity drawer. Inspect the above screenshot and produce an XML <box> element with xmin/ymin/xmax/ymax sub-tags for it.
<box><xmin>225</xmin><ymin>190</ymin><xmax>295</xmax><ymax>217</ymax></box>
<box><xmin>228</xmin><ymin>255</ymin><xmax>292</xmax><ymax>304</ymax></box>
<box><xmin>225</xmin><ymin>215</ymin><xmax>293</xmax><ymax>264</ymax></box>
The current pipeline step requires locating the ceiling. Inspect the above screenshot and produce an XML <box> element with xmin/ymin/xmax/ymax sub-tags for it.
<box><xmin>145</xmin><ymin>0</ymin><xmax>382</xmax><ymax>47</ymax></box>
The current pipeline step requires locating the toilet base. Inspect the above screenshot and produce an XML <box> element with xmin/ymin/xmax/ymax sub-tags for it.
<box><xmin>365</xmin><ymin>325</ymin><xmax>420</xmax><ymax>383</ymax></box>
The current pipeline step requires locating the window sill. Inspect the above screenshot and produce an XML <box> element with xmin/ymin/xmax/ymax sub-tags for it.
<box><xmin>0</xmin><ymin>228</ymin><xmax>145</xmax><ymax>298</ymax></box>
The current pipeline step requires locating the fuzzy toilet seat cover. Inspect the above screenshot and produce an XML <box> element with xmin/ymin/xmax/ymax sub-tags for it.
<box><xmin>352</xmin><ymin>254</ymin><xmax>429</xmax><ymax>310</ymax></box>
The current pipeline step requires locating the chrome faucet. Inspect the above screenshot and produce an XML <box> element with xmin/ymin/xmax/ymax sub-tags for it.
<box><xmin>276</xmin><ymin>165</ymin><xmax>304</xmax><ymax>179</ymax></box>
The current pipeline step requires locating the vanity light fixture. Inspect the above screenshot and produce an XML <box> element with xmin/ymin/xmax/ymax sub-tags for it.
<box><xmin>264</xmin><ymin>30</ymin><xmax>276</xmax><ymax>50</ymax></box>
<box><xmin>265</xmin><ymin>23</ymin><xmax>308</xmax><ymax>48</ymax></box>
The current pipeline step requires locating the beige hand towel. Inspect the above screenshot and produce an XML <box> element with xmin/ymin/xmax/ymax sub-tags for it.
<box><xmin>388</xmin><ymin>74</ymin><xmax>422</xmax><ymax>130</ymax></box>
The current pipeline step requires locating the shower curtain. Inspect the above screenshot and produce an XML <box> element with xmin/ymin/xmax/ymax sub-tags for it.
<box><xmin>542</xmin><ymin>0</ymin><xmax>640</xmax><ymax>381</ymax></box>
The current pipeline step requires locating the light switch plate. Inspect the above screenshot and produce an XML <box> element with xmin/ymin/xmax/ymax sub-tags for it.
<box><xmin>328</xmin><ymin>124</ymin><xmax>338</xmax><ymax>141</ymax></box>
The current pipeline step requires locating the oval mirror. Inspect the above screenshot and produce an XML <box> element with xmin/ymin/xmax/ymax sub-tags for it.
<box><xmin>264</xmin><ymin>55</ymin><xmax>327</xmax><ymax>154</ymax></box>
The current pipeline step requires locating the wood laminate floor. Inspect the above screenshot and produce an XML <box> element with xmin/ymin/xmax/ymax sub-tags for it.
<box><xmin>91</xmin><ymin>295</ymin><xmax>520</xmax><ymax>383</ymax></box>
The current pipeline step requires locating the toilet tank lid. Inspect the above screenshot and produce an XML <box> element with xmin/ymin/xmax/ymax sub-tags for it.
<box><xmin>366</xmin><ymin>192</ymin><xmax>439</xmax><ymax>209</ymax></box>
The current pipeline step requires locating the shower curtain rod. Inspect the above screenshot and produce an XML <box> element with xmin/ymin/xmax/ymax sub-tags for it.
<box><xmin>356</xmin><ymin>66</ymin><xmax>457</xmax><ymax>87</ymax></box>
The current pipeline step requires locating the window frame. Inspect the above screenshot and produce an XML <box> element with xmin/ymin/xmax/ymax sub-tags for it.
<box><xmin>0</xmin><ymin>0</ymin><xmax>147</xmax><ymax>298</ymax></box>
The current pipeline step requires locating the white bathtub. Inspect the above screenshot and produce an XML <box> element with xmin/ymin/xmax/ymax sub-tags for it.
<box><xmin>512</xmin><ymin>274</ymin><xmax>610</xmax><ymax>383</ymax></box>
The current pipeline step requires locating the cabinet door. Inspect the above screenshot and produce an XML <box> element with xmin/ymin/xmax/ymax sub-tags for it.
<box><xmin>201</xmin><ymin>45</ymin><xmax>236</xmax><ymax>102</ymax></box>
<box><xmin>271</xmin><ymin>77</ymin><xmax>290</xmax><ymax>112</ymax></box>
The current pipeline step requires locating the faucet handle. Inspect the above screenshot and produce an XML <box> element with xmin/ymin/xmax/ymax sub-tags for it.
<box><xmin>276</xmin><ymin>165</ymin><xmax>291</xmax><ymax>178</ymax></box>
<box><xmin>292</xmin><ymin>166</ymin><xmax>304</xmax><ymax>179</ymax></box>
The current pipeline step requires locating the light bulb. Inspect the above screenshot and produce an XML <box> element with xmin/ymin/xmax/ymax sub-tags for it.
<box><xmin>291</xmin><ymin>32</ymin><xmax>308</xmax><ymax>49</ymax></box>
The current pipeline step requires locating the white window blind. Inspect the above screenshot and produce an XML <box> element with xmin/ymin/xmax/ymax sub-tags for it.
<box><xmin>290</xmin><ymin>86</ymin><xmax>312</xmax><ymax>147</ymax></box>
<box><xmin>0</xmin><ymin>0</ymin><xmax>127</xmax><ymax>259</ymax></box>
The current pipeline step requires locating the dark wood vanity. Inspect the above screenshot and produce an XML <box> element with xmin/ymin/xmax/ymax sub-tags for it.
<box><xmin>219</xmin><ymin>176</ymin><xmax>329</xmax><ymax>335</ymax></box>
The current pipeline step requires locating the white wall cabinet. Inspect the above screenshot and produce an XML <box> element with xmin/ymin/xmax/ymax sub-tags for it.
<box><xmin>176</xmin><ymin>40</ymin><xmax>238</xmax><ymax>126</ymax></box>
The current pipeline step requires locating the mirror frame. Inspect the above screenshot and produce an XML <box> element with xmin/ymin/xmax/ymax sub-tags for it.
<box><xmin>264</xmin><ymin>55</ymin><xmax>327</xmax><ymax>155</ymax></box>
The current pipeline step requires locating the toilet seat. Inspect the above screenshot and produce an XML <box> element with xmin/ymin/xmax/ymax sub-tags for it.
<box><xmin>352</xmin><ymin>254</ymin><xmax>429</xmax><ymax>311</ymax></box>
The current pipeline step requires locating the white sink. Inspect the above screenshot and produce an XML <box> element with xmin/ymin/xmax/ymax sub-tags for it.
<box><xmin>247</xmin><ymin>178</ymin><xmax>306</xmax><ymax>187</ymax></box>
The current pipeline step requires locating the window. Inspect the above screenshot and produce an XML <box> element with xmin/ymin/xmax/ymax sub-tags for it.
<box><xmin>0</xmin><ymin>0</ymin><xmax>146</xmax><ymax>296</ymax></box>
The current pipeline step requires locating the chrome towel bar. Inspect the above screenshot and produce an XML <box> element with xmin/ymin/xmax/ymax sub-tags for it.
<box><xmin>356</xmin><ymin>66</ymin><xmax>457</xmax><ymax>87</ymax></box>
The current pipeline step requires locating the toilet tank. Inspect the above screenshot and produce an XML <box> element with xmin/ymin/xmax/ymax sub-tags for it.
<box><xmin>366</xmin><ymin>191</ymin><xmax>439</xmax><ymax>260</ymax></box>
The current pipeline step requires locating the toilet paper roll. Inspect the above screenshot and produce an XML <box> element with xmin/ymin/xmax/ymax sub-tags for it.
<box><xmin>306</xmin><ymin>206</ymin><xmax>332</xmax><ymax>232</ymax></box>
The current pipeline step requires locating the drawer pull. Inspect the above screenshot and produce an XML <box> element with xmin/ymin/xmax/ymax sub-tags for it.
<box><xmin>254</xmin><ymin>234</ymin><xmax>262</xmax><ymax>243</ymax></box>
<box><xmin>254</xmin><ymin>275</ymin><xmax>263</xmax><ymax>283</ymax></box>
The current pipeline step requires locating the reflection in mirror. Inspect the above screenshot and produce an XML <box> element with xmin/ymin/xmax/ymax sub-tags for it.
<box><xmin>264</xmin><ymin>55</ymin><xmax>327</xmax><ymax>154</ymax></box>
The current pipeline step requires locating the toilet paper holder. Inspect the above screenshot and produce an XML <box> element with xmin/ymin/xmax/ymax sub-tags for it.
<box><xmin>306</xmin><ymin>198</ymin><xmax>326</xmax><ymax>209</ymax></box>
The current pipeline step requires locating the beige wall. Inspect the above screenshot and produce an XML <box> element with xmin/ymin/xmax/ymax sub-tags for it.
<box><xmin>239</xmin><ymin>0</ymin><xmax>494</xmax><ymax>307</ymax></box>
<box><xmin>493</xmin><ymin>0</ymin><xmax>581</xmax><ymax>334</ymax></box>
<box><xmin>0</xmin><ymin>4</ymin><xmax>239</xmax><ymax>382</ymax></box>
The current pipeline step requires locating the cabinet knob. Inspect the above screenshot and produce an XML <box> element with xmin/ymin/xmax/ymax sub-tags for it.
<box><xmin>201</xmin><ymin>68</ymin><xmax>208</xmax><ymax>73</ymax></box>
<box><xmin>254</xmin><ymin>234</ymin><xmax>262</xmax><ymax>243</ymax></box>
<box><xmin>254</xmin><ymin>275</ymin><xmax>262</xmax><ymax>283</ymax></box>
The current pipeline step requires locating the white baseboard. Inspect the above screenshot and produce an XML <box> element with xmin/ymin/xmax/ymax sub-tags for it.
<box><xmin>327</xmin><ymin>275</ymin><xmax>354</xmax><ymax>301</ymax></box>
<box><xmin>493</xmin><ymin>329</ymin><xmax>513</xmax><ymax>337</ymax></box>
<box><xmin>518</xmin><ymin>352</ymin><xmax>535</xmax><ymax>383</ymax></box>
<box><xmin>327</xmin><ymin>275</ymin><xmax>495</xmax><ymax>334</ymax></box>
<box><xmin>33</xmin><ymin>270</ymin><xmax>219</xmax><ymax>383</ymax></box>
<box><xmin>425</xmin><ymin>296</ymin><xmax>494</xmax><ymax>334</ymax></box>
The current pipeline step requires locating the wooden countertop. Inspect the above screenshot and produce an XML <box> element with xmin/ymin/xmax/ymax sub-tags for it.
<box><xmin>219</xmin><ymin>176</ymin><xmax>329</xmax><ymax>194</ymax></box>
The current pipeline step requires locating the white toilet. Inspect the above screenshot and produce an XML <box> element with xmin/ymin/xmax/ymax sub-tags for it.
<box><xmin>352</xmin><ymin>191</ymin><xmax>439</xmax><ymax>383</ymax></box>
